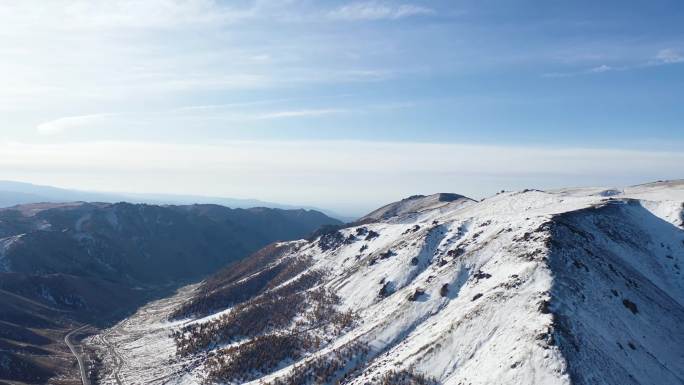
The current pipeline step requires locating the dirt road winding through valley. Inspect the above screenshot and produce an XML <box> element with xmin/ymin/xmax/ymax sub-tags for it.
<box><xmin>65</xmin><ymin>325</ymin><xmax>91</xmax><ymax>385</ymax></box>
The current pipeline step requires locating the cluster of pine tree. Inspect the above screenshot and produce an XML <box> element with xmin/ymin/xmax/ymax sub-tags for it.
<box><xmin>204</xmin><ymin>333</ymin><xmax>313</xmax><ymax>383</ymax></box>
<box><xmin>268</xmin><ymin>340</ymin><xmax>371</xmax><ymax>385</ymax></box>
<box><xmin>174</xmin><ymin>269</ymin><xmax>323</xmax><ymax>355</ymax></box>
<box><xmin>172</xmin><ymin>264</ymin><xmax>285</xmax><ymax>319</ymax></box>
<box><xmin>171</xmin><ymin>243</ymin><xmax>307</xmax><ymax>319</ymax></box>
<box><xmin>374</xmin><ymin>370</ymin><xmax>439</xmax><ymax>385</ymax></box>
<box><xmin>192</xmin><ymin>284</ymin><xmax>358</xmax><ymax>383</ymax></box>
<box><xmin>175</xmin><ymin>290</ymin><xmax>306</xmax><ymax>355</ymax></box>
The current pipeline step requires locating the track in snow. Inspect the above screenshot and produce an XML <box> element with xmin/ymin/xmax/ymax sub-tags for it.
<box><xmin>99</xmin><ymin>329</ymin><xmax>125</xmax><ymax>385</ymax></box>
<box><xmin>87</xmin><ymin>285</ymin><xmax>200</xmax><ymax>385</ymax></box>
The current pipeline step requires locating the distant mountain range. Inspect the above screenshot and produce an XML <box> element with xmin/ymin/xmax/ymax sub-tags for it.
<box><xmin>0</xmin><ymin>180</ymin><xmax>355</xmax><ymax>222</ymax></box>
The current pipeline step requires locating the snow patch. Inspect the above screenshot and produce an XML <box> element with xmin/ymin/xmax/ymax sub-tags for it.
<box><xmin>0</xmin><ymin>234</ymin><xmax>24</xmax><ymax>272</ymax></box>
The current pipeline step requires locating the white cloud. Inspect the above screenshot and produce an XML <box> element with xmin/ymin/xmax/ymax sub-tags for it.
<box><xmin>588</xmin><ymin>64</ymin><xmax>612</xmax><ymax>73</ymax></box>
<box><xmin>545</xmin><ymin>48</ymin><xmax>684</xmax><ymax>78</ymax></box>
<box><xmin>655</xmin><ymin>48</ymin><xmax>684</xmax><ymax>64</ymax></box>
<box><xmin>253</xmin><ymin>109</ymin><xmax>345</xmax><ymax>119</ymax></box>
<box><xmin>330</xmin><ymin>1</ymin><xmax>433</xmax><ymax>21</ymax></box>
<box><xmin>36</xmin><ymin>113</ymin><xmax>115</xmax><ymax>135</ymax></box>
<box><xmin>167</xmin><ymin>106</ymin><xmax>347</xmax><ymax>121</ymax></box>
<box><xmin>32</xmin><ymin>106</ymin><xmax>355</xmax><ymax>135</ymax></box>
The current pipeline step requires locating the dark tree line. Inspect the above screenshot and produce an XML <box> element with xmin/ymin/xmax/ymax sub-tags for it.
<box><xmin>171</xmin><ymin>250</ymin><xmax>311</xmax><ymax>319</ymax></box>
<box><xmin>183</xmin><ymin>282</ymin><xmax>358</xmax><ymax>383</ymax></box>
<box><xmin>174</xmin><ymin>270</ymin><xmax>318</xmax><ymax>355</ymax></box>
<box><xmin>173</xmin><ymin>267</ymin><xmax>357</xmax><ymax>355</ymax></box>
<box><xmin>374</xmin><ymin>369</ymin><xmax>439</xmax><ymax>385</ymax></box>
<box><xmin>204</xmin><ymin>333</ymin><xmax>313</xmax><ymax>383</ymax></box>
<box><xmin>268</xmin><ymin>340</ymin><xmax>370</xmax><ymax>385</ymax></box>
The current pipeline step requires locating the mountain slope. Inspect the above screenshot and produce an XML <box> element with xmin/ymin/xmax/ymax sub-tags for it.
<box><xmin>0</xmin><ymin>202</ymin><xmax>340</xmax><ymax>385</ymax></box>
<box><xmin>547</xmin><ymin>201</ymin><xmax>683</xmax><ymax>384</ymax></box>
<box><xmin>0</xmin><ymin>202</ymin><xmax>340</xmax><ymax>285</ymax></box>
<box><xmin>89</xmin><ymin>181</ymin><xmax>683</xmax><ymax>385</ymax></box>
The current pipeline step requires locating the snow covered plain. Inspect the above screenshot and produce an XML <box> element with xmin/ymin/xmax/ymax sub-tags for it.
<box><xmin>88</xmin><ymin>181</ymin><xmax>684</xmax><ymax>385</ymax></box>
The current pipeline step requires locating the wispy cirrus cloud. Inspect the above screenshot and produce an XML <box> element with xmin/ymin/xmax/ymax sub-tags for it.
<box><xmin>0</xmin><ymin>0</ymin><xmax>258</xmax><ymax>32</ymax></box>
<box><xmin>175</xmin><ymin>98</ymin><xmax>295</xmax><ymax>112</ymax></box>
<box><xmin>176</xmin><ymin>107</ymin><xmax>348</xmax><ymax>122</ymax></box>
<box><xmin>35</xmin><ymin>107</ymin><xmax>348</xmax><ymax>135</ymax></box>
<box><xmin>543</xmin><ymin>47</ymin><xmax>684</xmax><ymax>78</ymax></box>
<box><xmin>588</xmin><ymin>64</ymin><xmax>613</xmax><ymax>73</ymax></box>
<box><xmin>653</xmin><ymin>48</ymin><xmax>684</xmax><ymax>64</ymax></box>
<box><xmin>252</xmin><ymin>109</ymin><xmax>345</xmax><ymax>120</ymax></box>
<box><xmin>36</xmin><ymin>113</ymin><xmax>116</xmax><ymax>135</ymax></box>
<box><xmin>0</xmin><ymin>1</ymin><xmax>419</xmax><ymax>116</ymax></box>
<box><xmin>329</xmin><ymin>1</ymin><xmax>433</xmax><ymax>21</ymax></box>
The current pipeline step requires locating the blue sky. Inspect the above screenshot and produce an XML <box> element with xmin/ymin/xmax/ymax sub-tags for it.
<box><xmin>1</xmin><ymin>1</ymin><xmax>683</xmax><ymax>215</ymax></box>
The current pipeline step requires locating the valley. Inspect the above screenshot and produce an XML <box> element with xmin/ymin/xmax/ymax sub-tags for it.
<box><xmin>0</xmin><ymin>202</ymin><xmax>339</xmax><ymax>384</ymax></box>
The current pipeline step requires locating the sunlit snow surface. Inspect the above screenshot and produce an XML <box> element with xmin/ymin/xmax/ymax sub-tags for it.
<box><xmin>90</xmin><ymin>181</ymin><xmax>684</xmax><ymax>385</ymax></box>
<box><xmin>87</xmin><ymin>285</ymin><xmax>203</xmax><ymax>385</ymax></box>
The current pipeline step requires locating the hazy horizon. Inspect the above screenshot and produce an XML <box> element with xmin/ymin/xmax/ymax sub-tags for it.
<box><xmin>2</xmin><ymin>171</ymin><xmax>681</xmax><ymax>218</ymax></box>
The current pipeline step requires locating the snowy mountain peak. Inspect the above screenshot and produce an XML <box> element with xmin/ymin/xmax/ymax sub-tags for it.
<box><xmin>90</xmin><ymin>182</ymin><xmax>684</xmax><ymax>385</ymax></box>
<box><xmin>359</xmin><ymin>193</ymin><xmax>475</xmax><ymax>223</ymax></box>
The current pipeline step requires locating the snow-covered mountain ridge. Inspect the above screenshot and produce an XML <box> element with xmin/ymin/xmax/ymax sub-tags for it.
<box><xmin>91</xmin><ymin>181</ymin><xmax>684</xmax><ymax>385</ymax></box>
